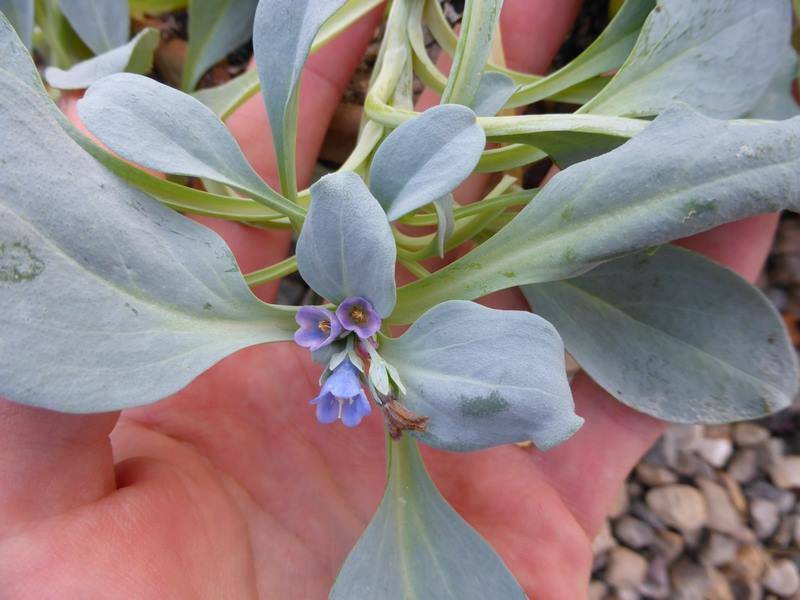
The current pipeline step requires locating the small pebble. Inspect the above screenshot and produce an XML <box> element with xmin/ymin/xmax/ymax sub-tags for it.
<box><xmin>750</xmin><ymin>498</ymin><xmax>780</xmax><ymax>539</ymax></box>
<box><xmin>608</xmin><ymin>484</ymin><xmax>630</xmax><ymax>519</ymax></box>
<box><xmin>762</xmin><ymin>559</ymin><xmax>800</xmax><ymax>597</ymax></box>
<box><xmin>670</xmin><ymin>558</ymin><xmax>711</xmax><ymax>598</ymax></box>
<box><xmin>635</xmin><ymin>463</ymin><xmax>677</xmax><ymax>487</ymax></box>
<box><xmin>769</xmin><ymin>455</ymin><xmax>800</xmax><ymax>489</ymax></box>
<box><xmin>694</xmin><ymin>437</ymin><xmax>734</xmax><ymax>468</ymax></box>
<box><xmin>729</xmin><ymin>448</ymin><xmax>760</xmax><ymax>483</ymax></box>
<box><xmin>646</xmin><ymin>485</ymin><xmax>708</xmax><ymax>532</ymax></box>
<box><xmin>614</xmin><ymin>516</ymin><xmax>656</xmax><ymax>550</ymax></box>
<box><xmin>697</xmin><ymin>478</ymin><xmax>748</xmax><ymax>539</ymax></box>
<box><xmin>732</xmin><ymin>544</ymin><xmax>767</xmax><ymax>580</ymax></box>
<box><xmin>592</xmin><ymin>519</ymin><xmax>616</xmax><ymax>555</ymax></box>
<box><xmin>606</xmin><ymin>546</ymin><xmax>648</xmax><ymax>590</ymax></box>
<box><xmin>733</xmin><ymin>423</ymin><xmax>771</xmax><ymax>447</ymax></box>
<box><xmin>701</xmin><ymin>532</ymin><xmax>739</xmax><ymax>567</ymax></box>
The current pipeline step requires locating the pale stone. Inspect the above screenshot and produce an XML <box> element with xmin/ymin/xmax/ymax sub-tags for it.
<box><xmin>707</xmin><ymin>566</ymin><xmax>734</xmax><ymax>600</ymax></box>
<box><xmin>606</xmin><ymin>546</ymin><xmax>648</xmax><ymax>590</ymax></box>
<box><xmin>646</xmin><ymin>485</ymin><xmax>708</xmax><ymax>531</ymax></box>
<box><xmin>670</xmin><ymin>559</ymin><xmax>711</xmax><ymax>598</ymax></box>
<box><xmin>614</xmin><ymin>516</ymin><xmax>655</xmax><ymax>550</ymax></box>
<box><xmin>697</xmin><ymin>478</ymin><xmax>746</xmax><ymax>538</ymax></box>
<box><xmin>728</xmin><ymin>449</ymin><xmax>759</xmax><ymax>484</ymax></box>
<box><xmin>636</xmin><ymin>463</ymin><xmax>678</xmax><ymax>487</ymax></box>
<box><xmin>750</xmin><ymin>498</ymin><xmax>780</xmax><ymax>539</ymax></box>
<box><xmin>693</xmin><ymin>437</ymin><xmax>734</xmax><ymax>468</ymax></box>
<box><xmin>732</xmin><ymin>544</ymin><xmax>767</xmax><ymax>580</ymax></box>
<box><xmin>763</xmin><ymin>559</ymin><xmax>800</xmax><ymax>597</ymax></box>
<box><xmin>719</xmin><ymin>472</ymin><xmax>748</xmax><ymax>514</ymax></box>
<box><xmin>654</xmin><ymin>529</ymin><xmax>684</xmax><ymax>564</ymax></box>
<box><xmin>700</xmin><ymin>533</ymin><xmax>739</xmax><ymax>567</ymax></box>
<box><xmin>769</xmin><ymin>456</ymin><xmax>800</xmax><ymax>489</ymax></box>
<box><xmin>732</xmin><ymin>423</ymin><xmax>770</xmax><ymax>446</ymax></box>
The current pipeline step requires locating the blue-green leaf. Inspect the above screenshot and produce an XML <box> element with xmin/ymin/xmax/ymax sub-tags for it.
<box><xmin>0</xmin><ymin>19</ymin><xmax>295</xmax><ymax>413</ymax></box>
<box><xmin>60</xmin><ymin>0</ymin><xmax>129</xmax><ymax>54</ymax></box>
<box><xmin>182</xmin><ymin>0</ymin><xmax>258</xmax><ymax>90</ymax></box>
<box><xmin>369</xmin><ymin>104</ymin><xmax>486</xmax><ymax>221</ymax></box>
<box><xmin>78</xmin><ymin>73</ymin><xmax>283</xmax><ymax>207</ymax></box>
<box><xmin>747</xmin><ymin>47</ymin><xmax>800</xmax><ymax>120</ymax></box>
<box><xmin>44</xmin><ymin>27</ymin><xmax>158</xmax><ymax>90</ymax></box>
<box><xmin>470</xmin><ymin>71</ymin><xmax>515</xmax><ymax>116</ymax></box>
<box><xmin>381</xmin><ymin>301</ymin><xmax>581</xmax><ymax>451</ymax></box>
<box><xmin>440</xmin><ymin>0</ymin><xmax>502</xmax><ymax>106</ymax></box>
<box><xmin>0</xmin><ymin>0</ymin><xmax>32</xmax><ymax>49</ymax></box>
<box><xmin>330</xmin><ymin>435</ymin><xmax>526</xmax><ymax>599</ymax></box>
<box><xmin>392</xmin><ymin>105</ymin><xmax>800</xmax><ymax>323</ymax></box>
<box><xmin>582</xmin><ymin>0</ymin><xmax>792</xmax><ymax>118</ymax></box>
<box><xmin>507</xmin><ymin>0</ymin><xmax>655</xmax><ymax>107</ymax></box>
<box><xmin>433</xmin><ymin>194</ymin><xmax>455</xmax><ymax>258</ymax></box>
<box><xmin>523</xmin><ymin>246</ymin><xmax>798</xmax><ymax>423</ymax></box>
<box><xmin>296</xmin><ymin>172</ymin><xmax>396</xmax><ymax>317</ymax></box>
<box><xmin>253</xmin><ymin>0</ymin><xmax>347</xmax><ymax>198</ymax></box>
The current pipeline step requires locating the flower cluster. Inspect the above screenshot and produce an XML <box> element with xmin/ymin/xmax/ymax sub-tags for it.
<box><xmin>294</xmin><ymin>296</ymin><xmax>387</xmax><ymax>427</ymax></box>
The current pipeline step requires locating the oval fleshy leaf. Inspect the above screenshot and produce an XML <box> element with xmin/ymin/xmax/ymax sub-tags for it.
<box><xmin>331</xmin><ymin>435</ymin><xmax>526</xmax><ymax>599</ymax></box>
<box><xmin>470</xmin><ymin>71</ymin><xmax>515</xmax><ymax>116</ymax></box>
<box><xmin>0</xmin><ymin>31</ymin><xmax>295</xmax><ymax>413</ymax></box>
<box><xmin>524</xmin><ymin>246</ymin><xmax>799</xmax><ymax>423</ymax></box>
<box><xmin>78</xmin><ymin>73</ymin><xmax>274</xmax><ymax>199</ymax></box>
<box><xmin>0</xmin><ymin>0</ymin><xmax>33</xmax><ymax>49</ymax></box>
<box><xmin>60</xmin><ymin>0</ymin><xmax>129</xmax><ymax>54</ymax></box>
<box><xmin>582</xmin><ymin>0</ymin><xmax>792</xmax><ymax>118</ymax></box>
<box><xmin>369</xmin><ymin>104</ymin><xmax>486</xmax><ymax>221</ymax></box>
<box><xmin>393</xmin><ymin>105</ymin><xmax>800</xmax><ymax>323</ymax></box>
<box><xmin>253</xmin><ymin>0</ymin><xmax>347</xmax><ymax>196</ymax></box>
<box><xmin>296</xmin><ymin>172</ymin><xmax>396</xmax><ymax>317</ymax></box>
<box><xmin>44</xmin><ymin>27</ymin><xmax>159</xmax><ymax>90</ymax></box>
<box><xmin>380</xmin><ymin>301</ymin><xmax>582</xmax><ymax>451</ymax></box>
<box><xmin>182</xmin><ymin>0</ymin><xmax>258</xmax><ymax>90</ymax></box>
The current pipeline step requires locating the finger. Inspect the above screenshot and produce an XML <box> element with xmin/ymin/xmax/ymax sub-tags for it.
<box><xmin>0</xmin><ymin>402</ymin><xmax>118</xmax><ymax>532</ymax></box>
<box><xmin>530</xmin><ymin>215</ymin><xmax>779</xmax><ymax>537</ymax></box>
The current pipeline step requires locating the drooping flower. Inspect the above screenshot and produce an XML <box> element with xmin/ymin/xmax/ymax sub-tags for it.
<box><xmin>311</xmin><ymin>359</ymin><xmax>372</xmax><ymax>427</ymax></box>
<box><xmin>336</xmin><ymin>296</ymin><xmax>381</xmax><ymax>339</ymax></box>
<box><xmin>294</xmin><ymin>305</ymin><xmax>342</xmax><ymax>351</ymax></box>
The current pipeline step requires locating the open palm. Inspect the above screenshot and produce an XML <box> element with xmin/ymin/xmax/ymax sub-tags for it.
<box><xmin>0</xmin><ymin>1</ymin><xmax>780</xmax><ymax>598</ymax></box>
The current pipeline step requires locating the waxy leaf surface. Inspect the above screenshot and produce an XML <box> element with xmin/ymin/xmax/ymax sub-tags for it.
<box><xmin>253</xmin><ymin>0</ymin><xmax>347</xmax><ymax>193</ymax></box>
<box><xmin>45</xmin><ymin>27</ymin><xmax>158</xmax><ymax>90</ymax></box>
<box><xmin>330</xmin><ymin>436</ymin><xmax>525</xmax><ymax>599</ymax></box>
<box><xmin>381</xmin><ymin>301</ymin><xmax>581</xmax><ymax>451</ymax></box>
<box><xmin>296</xmin><ymin>172</ymin><xmax>396</xmax><ymax>317</ymax></box>
<box><xmin>79</xmin><ymin>73</ymin><xmax>273</xmax><ymax>199</ymax></box>
<box><xmin>747</xmin><ymin>47</ymin><xmax>800</xmax><ymax>121</ymax></box>
<box><xmin>60</xmin><ymin>0</ymin><xmax>129</xmax><ymax>54</ymax></box>
<box><xmin>393</xmin><ymin>106</ymin><xmax>800</xmax><ymax>323</ymax></box>
<box><xmin>0</xmin><ymin>21</ymin><xmax>295</xmax><ymax>413</ymax></box>
<box><xmin>0</xmin><ymin>0</ymin><xmax>32</xmax><ymax>49</ymax></box>
<box><xmin>469</xmin><ymin>70</ymin><xmax>514</xmax><ymax>117</ymax></box>
<box><xmin>523</xmin><ymin>246</ymin><xmax>798</xmax><ymax>423</ymax></box>
<box><xmin>582</xmin><ymin>0</ymin><xmax>792</xmax><ymax>118</ymax></box>
<box><xmin>182</xmin><ymin>0</ymin><xmax>257</xmax><ymax>90</ymax></box>
<box><xmin>369</xmin><ymin>104</ymin><xmax>486</xmax><ymax>220</ymax></box>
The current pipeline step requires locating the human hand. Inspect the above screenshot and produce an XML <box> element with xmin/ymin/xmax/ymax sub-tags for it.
<box><xmin>0</xmin><ymin>2</ymin><xmax>779</xmax><ymax>598</ymax></box>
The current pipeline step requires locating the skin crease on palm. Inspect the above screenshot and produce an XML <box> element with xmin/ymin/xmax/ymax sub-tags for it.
<box><xmin>0</xmin><ymin>1</ymin><xmax>781</xmax><ymax>598</ymax></box>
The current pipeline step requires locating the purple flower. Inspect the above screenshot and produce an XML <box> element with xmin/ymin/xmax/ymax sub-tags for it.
<box><xmin>311</xmin><ymin>360</ymin><xmax>372</xmax><ymax>427</ymax></box>
<box><xmin>294</xmin><ymin>306</ymin><xmax>342</xmax><ymax>351</ymax></box>
<box><xmin>336</xmin><ymin>296</ymin><xmax>381</xmax><ymax>339</ymax></box>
